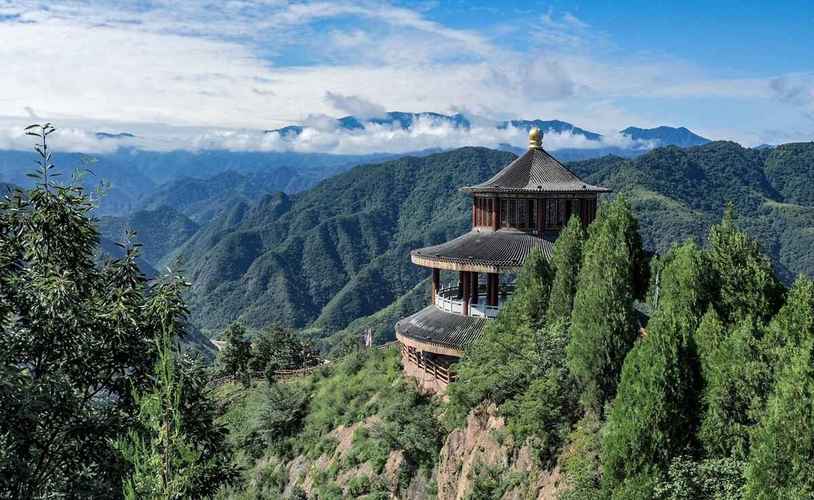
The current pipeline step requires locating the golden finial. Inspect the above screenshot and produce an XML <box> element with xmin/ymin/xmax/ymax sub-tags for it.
<box><xmin>528</xmin><ymin>127</ymin><xmax>542</xmax><ymax>149</ymax></box>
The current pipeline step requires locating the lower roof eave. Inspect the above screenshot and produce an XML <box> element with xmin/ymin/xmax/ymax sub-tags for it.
<box><xmin>395</xmin><ymin>330</ymin><xmax>465</xmax><ymax>358</ymax></box>
<box><xmin>410</xmin><ymin>253</ymin><xmax>518</xmax><ymax>273</ymax></box>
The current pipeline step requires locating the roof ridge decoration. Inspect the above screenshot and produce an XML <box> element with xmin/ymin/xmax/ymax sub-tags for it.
<box><xmin>462</xmin><ymin>128</ymin><xmax>611</xmax><ymax>194</ymax></box>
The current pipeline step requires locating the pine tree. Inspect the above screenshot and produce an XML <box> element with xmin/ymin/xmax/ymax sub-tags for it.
<box><xmin>601</xmin><ymin>242</ymin><xmax>712</xmax><ymax>498</ymax></box>
<box><xmin>707</xmin><ymin>205</ymin><xmax>783</xmax><ymax>325</ymax></box>
<box><xmin>445</xmin><ymin>248</ymin><xmax>554</xmax><ymax>428</ymax></box>
<box><xmin>745</xmin><ymin>338</ymin><xmax>814</xmax><ymax>499</ymax></box>
<box><xmin>218</xmin><ymin>322</ymin><xmax>252</xmax><ymax>384</ymax></box>
<box><xmin>567</xmin><ymin>196</ymin><xmax>645</xmax><ymax>411</ymax></box>
<box><xmin>547</xmin><ymin>215</ymin><xmax>586</xmax><ymax>322</ymax></box>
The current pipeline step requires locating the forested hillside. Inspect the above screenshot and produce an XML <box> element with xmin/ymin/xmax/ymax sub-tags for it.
<box><xmin>571</xmin><ymin>141</ymin><xmax>814</xmax><ymax>282</ymax></box>
<box><xmin>176</xmin><ymin>148</ymin><xmax>516</xmax><ymax>335</ymax></box>
<box><xmin>175</xmin><ymin>141</ymin><xmax>814</xmax><ymax>339</ymax></box>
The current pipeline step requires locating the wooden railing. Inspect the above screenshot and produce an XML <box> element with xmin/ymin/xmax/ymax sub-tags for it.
<box><xmin>401</xmin><ymin>343</ymin><xmax>457</xmax><ymax>385</ymax></box>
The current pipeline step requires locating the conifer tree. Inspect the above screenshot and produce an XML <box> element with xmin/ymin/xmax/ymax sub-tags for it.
<box><xmin>707</xmin><ymin>205</ymin><xmax>783</xmax><ymax>325</ymax></box>
<box><xmin>218</xmin><ymin>322</ymin><xmax>252</xmax><ymax>384</ymax></box>
<box><xmin>745</xmin><ymin>338</ymin><xmax>814</xmax><ymax>499</ymax></box>
<box><xmin>763</xmin><ymin>275</ymin><xmax>814</xmax><ymax>373</ymax></box>
<box><xmin>601</xmin><ymin>242</ymin><xmax>712</xmax><ymax>498</ymax></box>
<box><xmin>698</xmin><ymin>318</ymin><xmax>771</xmax><ymax>460</ymax></box>
<box><xmin>445</xmin><ymin>248</ymin><xmax>553</xmax><ymax>427</ymax></box>
<box><xmin>567</xmin><ymin>196</ymin><xmax>645</xmax><ymax>411</ymax></box>
<box><xmin>547</xmin><ymin>215</ymin><xmax>586</xmax><ymax>322</ymax></box>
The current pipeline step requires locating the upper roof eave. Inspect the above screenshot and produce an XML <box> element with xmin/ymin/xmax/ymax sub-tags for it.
<box><xmin>459</xmin><ymin>185</ymin><xmax>612</xmax><ymax>195</ymax></box>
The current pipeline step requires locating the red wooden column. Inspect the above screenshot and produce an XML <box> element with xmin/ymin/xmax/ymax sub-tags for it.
<box><xmin>470</xmin><ymin>272</ymin><xmax>479</xmax><ymax>304</ymax></box>
<box><xmin>493</xmin><ymin>197</ymin><xmax>500</xmax><ymax>230</ymax></box>
<box><xmin>431</xmin><ymin>268</ymin><xmax>440</xmax><ymax>304</ymax></box>
<box><xmin>486</xmin><ymin>273</ymin><xmax>498</xmax><ymax>306</ymax></box>
<box><xmin>462</xmin><ymin>271</ymin><xmax>471</xmax><ymax>315</ymax></box>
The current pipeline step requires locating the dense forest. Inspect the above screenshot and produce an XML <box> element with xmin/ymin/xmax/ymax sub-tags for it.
<box><xmin>3</xmin><ymin>126</ymin><xmax>814</xmax><ymax>498</ymax></box>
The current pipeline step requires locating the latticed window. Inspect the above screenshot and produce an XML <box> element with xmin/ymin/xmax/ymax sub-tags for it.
<box><xmin>501</xmin><ymin>199</ymin><xmax>508</xmax><ymax>227</ymax></box>
<box><xmin>509</xmin><ymin>199</ymin><xmax>517</xmax><ymax>226</ymax></box>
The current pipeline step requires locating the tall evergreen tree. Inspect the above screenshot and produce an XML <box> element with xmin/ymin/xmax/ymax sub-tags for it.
<box><xmin>567</xmin><ymin>196</ymin><xmax>645</xmax><ymax>411</ymax></box>
<box><xmin>698</xmin><ymin>318</ymin><xmax>772</xmax><ymax>460</ymax></box>
<box><xmin>745</xmin><ymin>337</ymin><xmax>814</xmax><ymax>499</ymax></box>
<box><xmin>601</xmin><ymin>242</ymin><xmax>712</xmax><ymax>499</ymax></box>
<box><xmin>547</xmin><ymin>215</ymin><xmax>586</xmax><ymax>322</ymax></box>
<box><xmin>706</xmin><ymin>205</ymin><xmax>783</xmax><ymax>325</ymax></box>
<box><xmin>445</xmin><ymin>248</ymin><xmax>554</xmax><ymax>427</ymax></box>
<box><xmin>742</xmin><ymin>276</ymin><xmax>814</xmax><ymax>499</ymax></box>
<box><xmin>762</xmin><ymin>275</ymin><xmax>814</xmax><ymax>372</ymax></box>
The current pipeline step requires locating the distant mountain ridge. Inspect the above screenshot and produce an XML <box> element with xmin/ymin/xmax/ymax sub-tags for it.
<box><xmin>267</xmin><ymin>110</ymin><xmax>710</xmax><ymax>150</ymax></box>
<box><xmin>620</xmin><ymin>126</ymin><xmax>710</xmax><ymax>147</ymax></box>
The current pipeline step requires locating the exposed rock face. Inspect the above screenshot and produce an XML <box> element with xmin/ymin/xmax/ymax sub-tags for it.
<box><xmin>277</xmin><ymin>403</ymin><xmax>564</xmax><ymax>499</ymax></box>
<box><xmin>436</xmin><ymin>403</ymin><xmax>565</xmax><ymax>500</ymax></box>
<box><xmin>279</xmin><ymin>417</ymin><xmax>434</xmax><ymax>499</ymax></box>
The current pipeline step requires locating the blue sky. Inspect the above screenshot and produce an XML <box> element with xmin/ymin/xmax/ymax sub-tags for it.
<box><xmin>0</xmin><ymin>0</ymin><xmax>812</xmax><ymax>152</ymax></box>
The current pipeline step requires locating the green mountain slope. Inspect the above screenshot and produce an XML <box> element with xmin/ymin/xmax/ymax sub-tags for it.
<box><xmin>180</xmin><ymin>142</ymin><xmax>814</xmax><ymax>338</ymax></box>
<box><xmin>99</xmin><ymin>206</ymin><xmax>200</xmax><ymax>267</ymax></box>
<box><xmin>177</xmin><ymin>148</ymin><xmax>516</xmax><ymax>335</ymax></box>
<box><xmin>571</xmin><ymin>141</ymin><xmax>814</xmax><ymax>281</ymax></box>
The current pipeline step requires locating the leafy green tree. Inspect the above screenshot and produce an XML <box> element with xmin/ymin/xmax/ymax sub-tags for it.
<box><xmin>655</xmin><ymin>456</ymin><xmax>745</xmax><ymax>500</ymax></box>
<box><xmin>706</xmin><ymin>205</ymin><xmax>783</xmax><ymax>325</ymax></box>
<box><xmin>250</xmin><ymin>325</ymin><xmax>320</xmax><ymax>381</ymax></box>
<box><xmin>559</xmin><ymin>412</ymin><xmax>604</xmax><ymax>500</ymax></box>
<box><xmin>253</xmin><ymin>382</ymin><xmax>310</xmax><ymax>457</ymax></box>
<box><xmin>567</xmin><ymin>196</ymin><xmax>645</xmax><ymax>411</ymax></box>
<box><xmin>601</xmin><ymin>242</ymin><xmax>712</xmax><ymax>498</ymax></box>
<box><xmin>547</xmin><ymin>215</ymin><xmax>586</xmax><ymax>322</ymax></box>
<box><xmin>218</xmin><ymin>322</ymin><xmax>252</xmax><ymax>384</ymax></box>
<box><xmin>445</xmin><ymin>249</ymin><xmax>554</xmax><ymax>427</ymax></box>
<box><xmin>745</xmin><ymin>338</ymin><xmax>814</xmax><ymax>499</ymax></box>
<box><xmin>0</xmin><ymin>124</ymin><xmax>158</xmax><ymax>497</ymax></box>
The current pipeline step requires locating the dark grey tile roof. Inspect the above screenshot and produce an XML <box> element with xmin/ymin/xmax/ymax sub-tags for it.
<box><xmin>412</xmin><ymin>229</ymin><xmax>554</xmax><ymax>268</ymax></box>
<box><xmin>396</xmin><ymin>305</ymin><xmax>487</xmax><ymax>350</ymax></box>
<box><xmin>462</xmin><ymin>147</ymin><xmax>610</xmax><ymax>194</ymax></box>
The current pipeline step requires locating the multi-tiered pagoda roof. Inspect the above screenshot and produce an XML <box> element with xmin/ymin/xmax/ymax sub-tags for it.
<box><xmin>396</xmin><ymin>128</ymin><xmax>609</xmax><ymax>393</ymax></box>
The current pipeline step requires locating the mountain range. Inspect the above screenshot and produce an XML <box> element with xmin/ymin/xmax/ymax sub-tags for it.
<box><xmin>268</xmin><ymin>111</ymin><xmax>710</xmax><ymax>149</ymax></box>
<box><xmin>111</xmin><ymin>140</ymin><xmax>814</xmax><ymax>342</ymax></box>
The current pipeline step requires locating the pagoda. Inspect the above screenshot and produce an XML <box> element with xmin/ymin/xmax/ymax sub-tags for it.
<box><xmin>395</xmin><ymin>128</ymin><xmax>610</xmax><ymax>393</ymax></box>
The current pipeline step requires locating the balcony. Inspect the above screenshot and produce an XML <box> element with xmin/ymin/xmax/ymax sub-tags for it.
<box><xmin>434</xmin><ymin>283</ymin><xmax>514</xmax><ymax>319</ymax></box>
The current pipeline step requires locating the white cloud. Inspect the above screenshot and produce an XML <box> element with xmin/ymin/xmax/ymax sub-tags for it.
<box><xmin>0</xmin><ymin>1</ymin><xmax>810</xmax><ymax>152</ymax></box>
